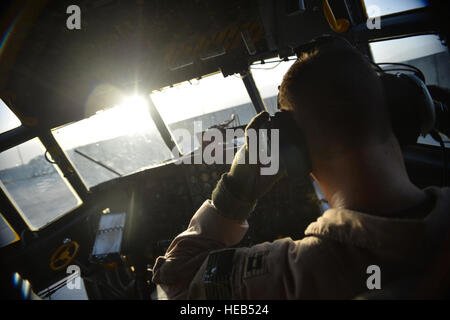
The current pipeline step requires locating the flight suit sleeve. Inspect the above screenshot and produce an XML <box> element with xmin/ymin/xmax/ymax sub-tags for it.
<box><xmin>153</xmin><ymin>199</ymin><xmax>324</xmax><ymax>300</ymax></box>
<box><xmin>152</xmin><ymin>200</ymin><xmax>249</xmax><ymax>299</ymax></box>
<box><xmin>187</xmin><ymin>236</ymin><xmax>320</xmax><ymax>299</ymax></box>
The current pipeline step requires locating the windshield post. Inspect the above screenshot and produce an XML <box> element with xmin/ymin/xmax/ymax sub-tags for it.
<box><xmin>147</xmin><ymin>95</ymin><xmax>182</xmax><ymax>157</ymax></box>
<box><xmin>39</xmin><ymin>131</ymin><xmax>89</xmax><ymax>200</ymax></box>
<box><xmin>240</xmin><ymin>70</ymin><xmax>268</xmax><ymax>114</ymax></box>
<box><xmin>0</xmin><ymin>126</ymin><xmax>36</xmax><ymax>154</ymax></box>
<box><xmin>356</xmin><ymin>41</ymin><xmax>374</xmax><ymax>62</ymax></box>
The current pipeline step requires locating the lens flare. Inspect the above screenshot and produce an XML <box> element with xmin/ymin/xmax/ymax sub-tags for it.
<box><xmin>12</xmin><ymin>272</ymin><xmax>20</xmax><ymax>287</ymax></box>
<box><xmin>21</xmin><ymin>279</ymin><xmax>30</xmax><ymax>300</ymax></box>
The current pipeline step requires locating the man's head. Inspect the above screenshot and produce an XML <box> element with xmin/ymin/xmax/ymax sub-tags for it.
<box><xmin>279</xmin><ymin>38</ymin><xmax>394</xmax><ymax>165</ymax></box>
<box><xmin>278</xmin><ymin>38</ymin><xmax>427</xmax><ymax>214</ymax></box>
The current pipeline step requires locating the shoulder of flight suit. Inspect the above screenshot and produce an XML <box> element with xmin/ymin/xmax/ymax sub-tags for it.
<box><xmin>160</xmin><ymin>187</ymin><xmax>450</xmax><ymax>300</ymax></box>
<box><xmin>187</xmin><ymin>235</ymin><xmax>366</xmax><ymax>299</ymax></box>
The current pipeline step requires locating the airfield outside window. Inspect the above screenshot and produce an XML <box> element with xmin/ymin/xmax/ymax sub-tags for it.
<box><xmin>370</xmin><ymin>34</ymin><xmax>450</xmax><ymax>148</ymax></box>
<box><xmin>150</xmin><ymin>72</ymin><xmax>256</xmax><ymax>155</ymax></box>
<box><xmin>363</xmin><ymin>0</ymin><xmax>429</xmax><ymax>18</ymax></box>
<box><xmin>251</xmin><ymin>56</ymin><xmax>297</xmax><ymax>115</ymax></box>
<box><xmin>0</xmin><ymin>138</ymin><xmax>82</xmax><ymax>230</ymax></box>
<box><xmin>52</xmin><ymin>102</ymin><xmax>173</xmax><ymax>189</ymax></box>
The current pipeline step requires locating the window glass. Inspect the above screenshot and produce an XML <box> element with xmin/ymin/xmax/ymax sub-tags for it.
<box><xmin>0</xmin><ymin>213</ymin><xmax>19</xmax><ymax>248</ymax></box>
<box><xmin>370</xmin><ymin>35</ymin><xmax>450</xmax><ymax>147</ymax></box>
<box><xmin>151</xmin><ymin>72</ymin><xmax>256</xmax><ymax>154</ymax></box>
<box><xmin>251</xmin><ymin>57</ymin><xmax>297</xmax><ymax>115</ymax></box>
<box><xmin>53</xmin><ymin>98</ymin><xmax>173</xmax><ymax>188</ymax></box>
<box><xmin>417</xmin><ymin>134</ymin><xmax>450</xmax><ymax>148</ymax></box>
<box><xmin>370</xmin><ymin>35</ymin><xmax>449</xmax><ymax>75</ymax></box>
<box><xmin>0</xmin><ymin>99</ymin><xmax>21</xmax><ymax>134</ymax></box>
<box><xmin>363</xmin><ymin>0</ymin><xmax>429</xmax><ymax>18</ymax></box>
<box><xmin>0</xmin><ymin>138</ymin><xmax>82</xmax><ymax>230</ymax></box>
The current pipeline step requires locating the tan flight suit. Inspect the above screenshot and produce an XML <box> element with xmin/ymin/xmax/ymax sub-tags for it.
<box><xmin>152</xmin><ymin>187</ymin><xmax>450</xmax><ymax>299</ymax></box>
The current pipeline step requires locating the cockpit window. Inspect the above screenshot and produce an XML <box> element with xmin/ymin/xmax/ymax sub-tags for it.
<box><xmin>52</xmin><ymin>100</ymin><xmax>174</xmax><ymax>188</ymax></box>
<box><xmin>0</xmin><ymin>98</ymin><xmax>21</xmax><ymax>134</ymax></box>
<box><xmin>363</xmin><ymin>0</ymin><xmax>429</xmax><ymax>18</ymax></box>
<box><xmin>370</xmin><ymin>34</ymin><xmax>448</xmax><ymax>74</ymax></box>
<box><xmin>0</xmin><ymin>213</ymin><xmax>19</xmax><ymax>248</ymax></box>
<box><xmin>151</xmin><ymin>72</ymin><xmax>256</xmax><ymax>154</ymax></box>
<box><xmin>251</xmin><ymin>56</ymin><xmax>297</xmax><ymax>114</ymax></box>
<box><xmin>417</xmin><ymin>133</ymin><xmax>450</xmax><ymax>148</ymax></box>
<box><xmin>0</xmin><ymin>138</ymin><xmax>82</xmax><ymax>230</ymax></box>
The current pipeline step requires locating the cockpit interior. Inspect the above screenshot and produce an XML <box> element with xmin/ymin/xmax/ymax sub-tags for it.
<box><xmin>0</xmin><ymin>0</ymin><xmax>449</xmax><ymax>300</ymax></box>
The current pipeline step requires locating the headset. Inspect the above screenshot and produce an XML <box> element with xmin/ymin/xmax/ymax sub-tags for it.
<box><xmin>262</xmin><ymin>35</ymin><xmax>449</xmax><ymax>184</ymax></box>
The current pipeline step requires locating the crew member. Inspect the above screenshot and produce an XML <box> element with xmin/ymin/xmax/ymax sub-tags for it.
<box><xmin>152</xmin><ymin>38</ymin><xmax>450</xmax><ymax>299</ymax></box>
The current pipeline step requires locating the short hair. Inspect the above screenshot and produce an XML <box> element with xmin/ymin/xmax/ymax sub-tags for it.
<box><xmin>279</xmin><ymin>39</ymin><xmax>393</xmax><ymax>160</ymax></box>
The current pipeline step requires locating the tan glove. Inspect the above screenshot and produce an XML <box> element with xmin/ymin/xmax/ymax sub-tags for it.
<box><xmin>212</xmin><ymin>112</ymin><xmax>287</xmax><ymax>221</ymax></box>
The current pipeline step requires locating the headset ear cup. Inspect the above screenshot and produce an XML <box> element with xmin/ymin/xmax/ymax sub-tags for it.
<box><xmin>382</xmin><ymin>73</ymin><xmax>420</xmax><ymax>146</ymax></box>
<box><xmin>402</xmin><ymin>73</ymin><xmax>436</xmax><ymax>135</ymax></box>
<box><xmin>381</xmin><ymin>72</ymin><xmax>436</xmax><ymax>146</ymax></box>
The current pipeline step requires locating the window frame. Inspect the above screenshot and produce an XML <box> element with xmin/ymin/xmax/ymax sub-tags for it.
<box><xmin>0</xmin><ymin>137</ymin><xmax>83</xmax><ymax>231</ymax></box>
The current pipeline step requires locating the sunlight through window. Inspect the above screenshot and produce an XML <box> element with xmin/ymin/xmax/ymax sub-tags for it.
<box><xmin>0</xmin><ymin>99</ymin><xmax>21</xmax><ymax>134</ymax></box>
<box><xmin>53</xmin><ymin>98</ymin><xmax>173</xmax><ymax>188</ymax></box>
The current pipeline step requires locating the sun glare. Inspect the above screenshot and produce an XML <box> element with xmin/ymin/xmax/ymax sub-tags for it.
<box><xmin>150</xmin><ymin>74</ymin><xmax>252</xmax><ymax>124</ymax></box>
<box><xmin>119</xmin><ymin>95</ymin><xmax>149</xmax><ymax>111</ymax></box>
<box><xmin>93</xmin><ymin>95</ymin><xmax>152</xmax><ymax>136</ymax></box>
<box><xmin>53</xmin><ymin>95</ymin><xmax>155</xmax><ymax>150</ymax></box>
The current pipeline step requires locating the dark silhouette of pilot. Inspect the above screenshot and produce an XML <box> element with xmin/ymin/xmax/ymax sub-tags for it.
<box><xmin>153</xmin><ymin>39</ymin><xmax>450</xmax><ymax>299</ymax></box>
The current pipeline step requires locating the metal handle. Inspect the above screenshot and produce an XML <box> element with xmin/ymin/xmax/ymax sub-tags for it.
<box><xmin>322</xmin><ymin>0</ymin><xmax>351</xmax><ymax>33</ymax></box>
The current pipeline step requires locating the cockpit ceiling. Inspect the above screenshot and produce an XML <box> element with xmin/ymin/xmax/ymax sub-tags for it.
<box><xmin>0</xmin><ymin>0</ymin><xmax>441</xmax><ymax>129</ymax></box>
<box><xmin>1</xmin><ymin>0</ymin><xmax>264</xmax><ymax>126</ymax></box>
